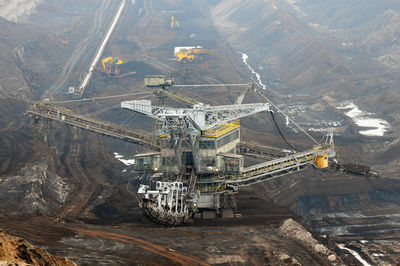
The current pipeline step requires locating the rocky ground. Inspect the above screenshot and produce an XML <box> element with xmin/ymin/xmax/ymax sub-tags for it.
<box><xmin>0</xmin><ymin>0</ymin><xmax>399</xmax><ymax>265</ymax></box>
<box><xmin>0</xmin><ymin>0</ymin><xmax>42</xmax><ymax>23</ymax></box>
<box><xmin>0</xmin><ymin>229</ymin><xmax>75</xmax><ymax>265</ymax></box>
<box><xmin>0</xmin><ymin>191</ymin><xmax>357</xmax><ymax>265</ymax></box>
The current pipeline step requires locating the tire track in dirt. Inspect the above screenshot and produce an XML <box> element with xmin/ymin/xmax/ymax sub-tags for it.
<box><xmin>68</xmin><ymin>226</ymin><xmax>209</xmax><ymax>265</ymax></box>
<box><xmin>57</xmin><ymin>134</ymin><xmax>101</xmax><ymax>221</ymax></box>
<box><xmin>57</xmin><ymin>159</ymin><xmax>101</xmax><ymax>220</ymax></box>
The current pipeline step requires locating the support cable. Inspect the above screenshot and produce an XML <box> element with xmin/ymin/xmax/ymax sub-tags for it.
<box><xmin>120</xmin><ymin>112</ymin><xmax>139</xmax><ymax>126</ymax></box>
<box><xmin>84</xmin><ymin>94</ymin><xmax>151</xmax><ymax>117</ymax></box>
<box><xmin>257</xmin><ymin>90</ymin><xmax>318</xmax><ymax>144</ymax></box>
<box><xmin>269</xmin><ymin>111</ymin><xmax>297</xmax><ymax>151</ymax></box>
<box><xmin>174</xmin><ymin>83</ymin><xmax>250</xmax><ymax>88</ymax></box>
<box><xmin>86</xmin><ymin>103</ymin><xmax>121</xmax><ymax>117</ymax></box>
<box><xmin>53</xmin><ymin>91</ymin><xmax>152</xmax><ymax>104</ymax></box>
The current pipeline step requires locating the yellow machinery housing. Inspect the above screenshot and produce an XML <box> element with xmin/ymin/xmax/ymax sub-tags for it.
<box><xmin>315</xmin><ymin>154</ymin><xmax>329</xmax><ymax>168</ymax></box>
<box><xmin>202</xmin><ymin>119</ymin><xmax>240</xmax><ymax>138</ymax></box>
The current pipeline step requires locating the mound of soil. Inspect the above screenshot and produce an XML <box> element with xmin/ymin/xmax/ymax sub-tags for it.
<box><xmin>0</xmin><ymin>229</ymin><xmax>75</xmax><ymax>265</ymax></box>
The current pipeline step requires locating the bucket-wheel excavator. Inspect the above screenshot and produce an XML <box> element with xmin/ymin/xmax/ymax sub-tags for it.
<box><xmin>121</xmin><ymin>76</ymin><xmax>334</xmax><ymax>225</ymax></box>
<box><xmin>28</xmin><ymin>76</ymin><xmax>336</xmax><ymax>226</ymax></box>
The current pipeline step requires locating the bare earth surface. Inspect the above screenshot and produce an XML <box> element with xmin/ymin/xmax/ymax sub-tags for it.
<box><xmin>0</xmin><ymin>0</ymin><xmax>399</xmax><ymax>265</ymax></box>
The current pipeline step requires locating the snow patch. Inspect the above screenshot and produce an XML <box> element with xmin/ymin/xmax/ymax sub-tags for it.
<box><xmin>337</xmin><ymin>101</ymin><xmax>390</xmax><ymax>136</ymax></box>
<box><xmin>114</xmin><ymin>152</ymin><xmax>135</xmax><ymax>166</ymax></box>
<box><xmin>113</xmin><ymin>152</ymin><xmax>124</xmax><ymax>159</ymax></box>
<box><xmin>119</xmin><ymin>159</ymin><xmax>135</xmax><ymax>165</ymax></box>
<box><xmin>308</xmin><ymin>128</ymin><xmax>325</xmax><ymax>132</ymax></box>
<box><xmin>309</xmin><ymin>22</ymin><xmax>321</xmax><ymax>28</ymax></box>
<box><xmin>242</xmin><ymin>53</ymin><xmax>267</xmax><ymax>90</ymax></box>
<box><xmin>337</xmin><ymin>244</ymin><xmax>371</xmax><ymax>266</ymax></box>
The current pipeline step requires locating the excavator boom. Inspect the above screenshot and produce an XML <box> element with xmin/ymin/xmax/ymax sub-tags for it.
<box><xmin>101</xmin><ymin>56</ymin><xmax>114</xmax><ymax>70</ymax></box>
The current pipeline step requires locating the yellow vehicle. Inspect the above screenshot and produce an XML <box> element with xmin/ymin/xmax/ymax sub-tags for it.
<box><xmin>101</xmin><ymin>57</ymin><xmax>114</xmax><ymax>70</ymax></box>
<box><xmin>101</xmin><ymin>57</ymin><xmax>123</xmax><ymax>70</ymax></box>
<box><xmin>170</xmin><ymin>16</ymin><xmax>180</xmax><ymax>29</ymax></box>
<box><xmin>96</xmin><ymin>57</ymin><xmax>133</xmax><ymax>78</ymax></box>
<box><xmin>175</xmin><ymin>49</ymin><xmax>195</xmax><ymax>63</ymax></box>
<box><xmin>174</xmin><ymin>47</ymin><xmax>210</xmax><ymax>63</ymax></box>
<box><xmin>114</xmin><ymin>58</ymin><xmax>123</xmax><ymax>65</ymax></box>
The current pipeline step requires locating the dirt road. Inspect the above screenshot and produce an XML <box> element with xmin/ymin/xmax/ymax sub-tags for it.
<box><xmin>46</xmin><ymin>0</ymin><xmax>112</xmax><ymax>97</ymax></box>
<box><xmin>68</xmin><ymin>226</ymin><xmax>209</xmax><ymax>265</ymax></box>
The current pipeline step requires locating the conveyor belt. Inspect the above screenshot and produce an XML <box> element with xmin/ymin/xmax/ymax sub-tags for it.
<box><xmin>196</xmin><ymin>145</ymin><xmax>332</xmax><ymax>191</ymax></box>
<box><xmin>232</xmin><ymin>144</ymin><xmax>332</xmax><ymax>187</ymax></box>
<box><xmin>237</xmin><ymin>142</ymin><xmax>294</xmax><ymax>159</ymax></box>
<box><xmin>227</xmin><ymin>149</ymin><xmax>317</xmax><ymax>187</ymax></box>
<box><xmin>27</xmin><ymin>102</ymin><xmax>158</xmax><ymax>149</ymax></box>
<box><xmin>28</xmin><ymin>102</ymin><xmax>334</xmax><ymax>191</ymax></box>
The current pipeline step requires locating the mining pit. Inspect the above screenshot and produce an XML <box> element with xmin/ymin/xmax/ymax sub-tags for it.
<box><xmin>0</xmin><ymin>0</ymin><xmax>399</xmax><ymax>265</ymax></box>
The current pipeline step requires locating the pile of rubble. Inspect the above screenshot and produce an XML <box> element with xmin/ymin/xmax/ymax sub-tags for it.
<box><xmin>279</xmin><ymin>219</ymin><xmax>341</xmax><ymax>264</ymax></box>
<box><xmin>0</xmin><ymin>229</ymin><xmax>75</xmax><ymax>265</ymax></box>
